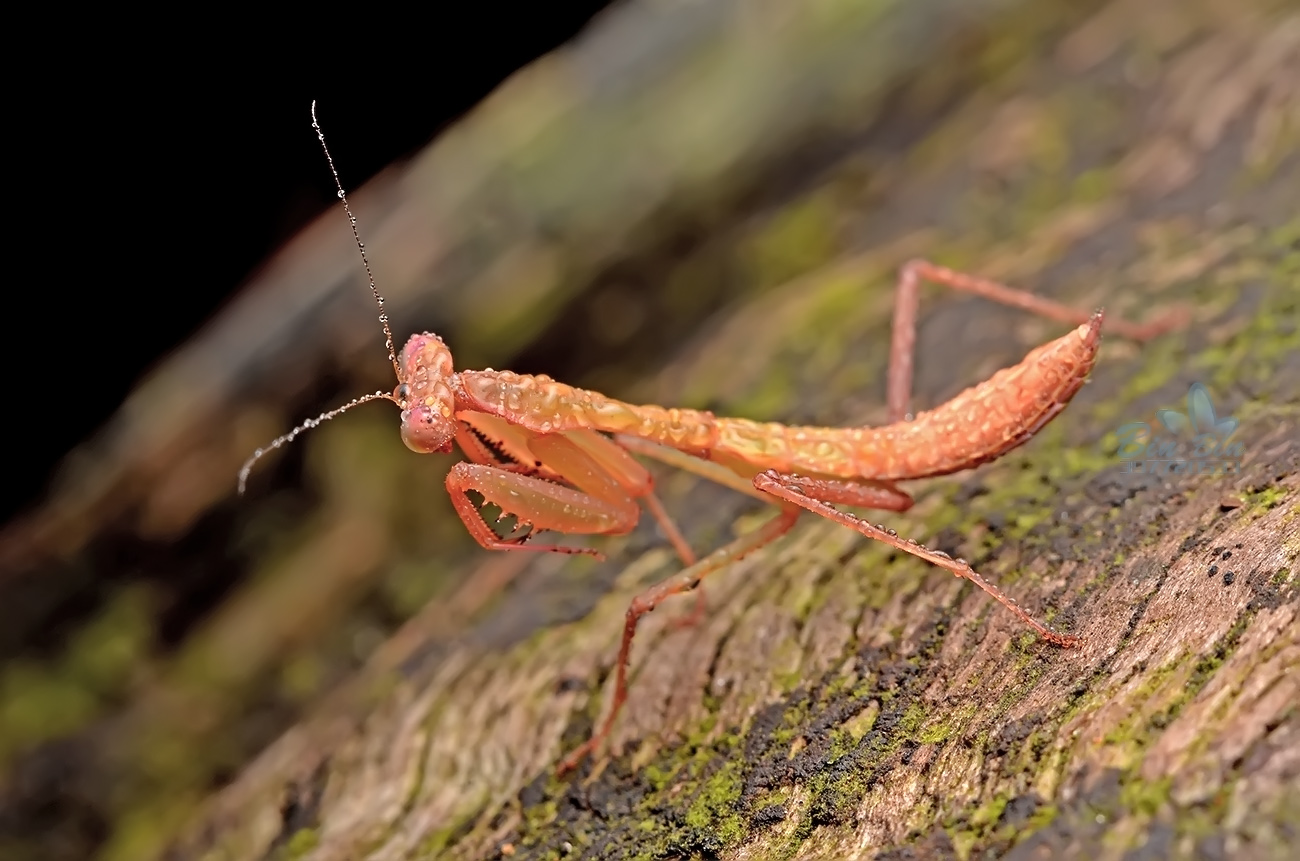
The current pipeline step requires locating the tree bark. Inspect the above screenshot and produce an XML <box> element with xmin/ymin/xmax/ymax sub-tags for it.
<box><xmin>169</xmin><ymin>2</ymin><xmax>1300</xmax><ymax>860</ymax></box>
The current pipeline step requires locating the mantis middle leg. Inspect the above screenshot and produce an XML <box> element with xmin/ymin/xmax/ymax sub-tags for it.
<box><xmin>556</xmin><ymin>502</ymin><xmax>801</xmax><ymax>773</ymax></box>
<box><xmin>557</xmin><ymin>478</ymin><xmax>914</xmax><ymax>773</ymax></box>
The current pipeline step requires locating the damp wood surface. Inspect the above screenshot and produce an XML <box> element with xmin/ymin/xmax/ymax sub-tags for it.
<box><xmin>3</xmin><ymin>1</ymin><xmax>1298</xmax><ymax>860</ymax></box>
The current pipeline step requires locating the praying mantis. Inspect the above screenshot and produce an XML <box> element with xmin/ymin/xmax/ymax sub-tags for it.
<box><xmin>240</xmin><ymin>104</ymin><xmax>1186</xmax><ymax>774</ymax></box>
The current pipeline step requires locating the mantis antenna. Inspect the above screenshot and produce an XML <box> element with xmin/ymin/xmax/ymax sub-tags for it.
<box><xmin>237</xmin><ymin>102</ymin><xmax>405</xmax><ymax>494</ymax></box>
<box><xmin>310</xmin><ymin>100</ymin><xmax>401</xmax><ymax>379</ymax></box>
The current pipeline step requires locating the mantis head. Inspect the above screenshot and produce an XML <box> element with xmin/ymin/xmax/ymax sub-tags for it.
<box><xmin>396</xmin><ymin>333</ymin><xmax>457</xmax><ymax>454</ymax></box>
<box><xmin>237</xmin><ymin>104</ymin><xmax>460</xmax><ymax>495</ymax></box>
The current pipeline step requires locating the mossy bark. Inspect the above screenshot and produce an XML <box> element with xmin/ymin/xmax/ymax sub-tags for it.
<box><xmin>172</xmin><ymin>2</ymin><xmax>1298</xmax><ymax>860</ymax></box>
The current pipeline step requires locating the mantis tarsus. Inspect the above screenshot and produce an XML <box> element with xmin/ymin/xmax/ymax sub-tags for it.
<box><xmin>240</xmin><ymin>104</ymin><xmax>1186</xmax><ymax>774</ymax></box>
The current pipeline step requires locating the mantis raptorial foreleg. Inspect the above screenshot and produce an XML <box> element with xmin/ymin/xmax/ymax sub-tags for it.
<box><xmin>446</xmin><ymin>462</ymin><xmax>634</xmax><ymax>556</ymax></box>
<box><xmin>447</xmin><ymin>418</ymin><xmax>697</xmax><ymax>564</ymax></box>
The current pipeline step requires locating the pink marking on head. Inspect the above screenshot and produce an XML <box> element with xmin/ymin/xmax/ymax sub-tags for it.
<box><xmin>397</xmin><ymin>333</ymin><xmax>457</xmax><ymax>454</ymax></box>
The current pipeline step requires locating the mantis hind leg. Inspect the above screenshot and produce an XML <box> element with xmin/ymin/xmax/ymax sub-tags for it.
<box><xmin>887</xmin><ymin>259</ymin><xmax>1188</xmax><ymax>423</ymax></box>
<box><xmin>753</xmin><ymin>469</ymin><xmax>1080</xmax><ymax>647</ymax></box>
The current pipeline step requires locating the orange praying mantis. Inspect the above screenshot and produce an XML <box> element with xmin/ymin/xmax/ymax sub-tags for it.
<box><xmin>240</xmin><ymin>104</ymin><xmax>1186</xmax><ymax>774</ymax></box>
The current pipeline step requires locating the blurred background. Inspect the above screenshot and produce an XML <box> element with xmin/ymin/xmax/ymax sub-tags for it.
<box><xmin>3</xmin><ymin>1</ymin><xmax>1296</xmax><ymax>859</ymax></box>
<box><xmin>4</xmin><ymin>5</ymin><xmax>626</xmax><ymax>858</ymax></box>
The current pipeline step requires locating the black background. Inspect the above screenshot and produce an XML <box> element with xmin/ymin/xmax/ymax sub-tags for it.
<box><xmin>3</xmin><ymin>4</ymin><xmax>616</xmax><ymax>525</ymax></box>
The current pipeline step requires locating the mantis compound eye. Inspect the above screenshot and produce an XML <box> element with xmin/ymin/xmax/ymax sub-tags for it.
<box><xmin>395</xmin><ymin>383</ymin><xmax>410</xmax><ymax>403</ymax></box>
<box><xmin>400</xmin><ymin>404</ymin><xmax>456</xmax><ymax>454</ymax></box>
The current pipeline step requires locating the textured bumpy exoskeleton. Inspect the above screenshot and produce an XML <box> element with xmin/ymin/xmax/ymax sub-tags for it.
<box><xmin>241</xmin><ymin>104</ymin><xmax>1187</xmax><ymax>774</ymax></box>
